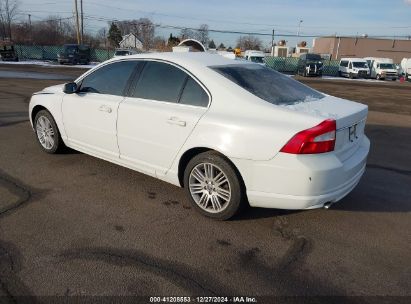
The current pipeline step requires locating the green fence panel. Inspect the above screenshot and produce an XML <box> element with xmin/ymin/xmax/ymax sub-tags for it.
<box><xmin>14</xmin><ymin>45</ymin><xmax>114</xmax><ymax>63</ymax></box>
<box><xmin>265</xmin><ymin>56</ymin><xmax>340</xmax><ymax>77</ymax></box>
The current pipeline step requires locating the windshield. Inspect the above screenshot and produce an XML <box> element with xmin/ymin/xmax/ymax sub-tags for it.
<box><xmin>250</xmin><ymin>56</ymin><xmax>264</xmax><ymax>63</ymax></box>
<box><xmin>210</xmin><ymin>64</ymin><xmax>324</xmax><ymax>105</ymax></box>
<box><xmin>353</xmin><ymin>62</ymin><xmax>368</xmax><ymax>68</ymax></box>
<box><xmin>115</xmin><ymin>51</ymin><xmax>130</xmax><ymax>56</ymax></box>
<box><xmin>380</xmin><ymin>63</ymin><xmax>395</xmax><ymax>69</ymax></box>
<box><xmin>63</xmin><ymin>45</ymin><xmax>78</xmax><ymax>54</ymax></box>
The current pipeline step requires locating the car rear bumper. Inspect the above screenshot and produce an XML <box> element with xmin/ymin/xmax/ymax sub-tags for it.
<box><xmin>233</xmin><ymin>136</ymin><xmax>370</xmax><ymax>210</ymax></box>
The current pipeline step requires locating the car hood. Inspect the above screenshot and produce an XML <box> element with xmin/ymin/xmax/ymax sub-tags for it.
<box><xmin>33</xmin><ymin>84</ymin><xmax>64</xmax><ymax>95</ymax></box>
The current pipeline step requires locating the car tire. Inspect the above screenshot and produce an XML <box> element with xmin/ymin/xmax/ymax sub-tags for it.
<box><xmin>349</xmin><ymin>72</ymin><xmax>354</xmax><ymax>79</ymax></box>
<box><xmin>376</xmin><ymin>74</ymin><xmax>381</xmax><ymax>80</ymax></box>
<box><xmin>183</xmin><ymin>151</ymin><xmax>246</xmax><ymax>220</ymax></box>
<box><xmin>34</xmin><ymin>110</ymin><xmax>65</xmax><ymax>154</ymax></box>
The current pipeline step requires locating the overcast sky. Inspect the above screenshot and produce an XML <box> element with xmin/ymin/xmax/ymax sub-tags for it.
<box><xmin>17</xmin><ymin>0</ymin><xmax>411</xmax><ymax>48</ymax></box>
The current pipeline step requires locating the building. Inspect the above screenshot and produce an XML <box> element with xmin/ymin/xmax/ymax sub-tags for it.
<box><xmin>119</xmin><ymin>33</ymin><xmax>143</xmax><ymax>50</ymax></box>
<box><xmin>313</xmin><ymin>36</ymin><xmax>411</xmax><ymax>62</ymax></box>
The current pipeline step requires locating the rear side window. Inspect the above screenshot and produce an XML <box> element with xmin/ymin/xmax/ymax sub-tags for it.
<box><xmin>179</xmin><ymin>78</ymin><xmax>209</xmax><ymax>107</ymax></box>
<box><xmin>130</xmin><ymin>61</ymin><xmax>187</xmax><ymax>103</ymax></box>
<box><xmin>80</xmin><ymin>61</ymin><xmax>140</xmax><ymax>96</ymax></box>
<box><xmin>210</xmin><ymin>64</ymin><xmax>324</xmax><ymax>105</ymax></box>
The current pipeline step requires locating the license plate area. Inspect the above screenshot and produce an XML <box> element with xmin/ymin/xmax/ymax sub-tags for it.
<box><xmin>348</xmin><ymin>123</ymin><xmax>359</xmax><ymax>142</ymax></box>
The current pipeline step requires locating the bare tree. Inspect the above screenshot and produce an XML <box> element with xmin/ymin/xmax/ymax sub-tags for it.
<box><xmin>0</xmin><ymin>0</ymin><xmax>19</xmax><ymax>40</ymax></box>
<box><xmin>180</xmin><ymin>28</ymin><xmax>196</xmax><ymax>40</ymax></box>
<box><xmin>236</xmin><ymin>35</ymin><xmax>262</xmax><ymax>50</ymax></box>
<box><xmin>12</xmin><ymin>15</ymin><xmax>77</xmax><ymax>45</ymax></box>
<box><xmin>196</xmin><ymin>24</ymin><xmax>209</xmax><ymax>46</ymax></box>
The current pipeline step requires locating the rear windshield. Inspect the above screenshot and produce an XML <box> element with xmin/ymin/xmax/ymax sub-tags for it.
<box><xmin>306</xmin><ymin>54</ymin><xmax>321</xmax><ymax>61</ymax></box>
<box><xmin>63</xmin><ymin>45</ymin><xmax>78</xmax><ymax>54</ymax></box>
<box><xmin>250</xmin><ymin>56</ymin><xmax>264</xmax><ymax>63</ymax></box>
<box><xmin>210</xmin><ymin>64</ymin><xmax>324</xmax><ymax>105</ymax></box>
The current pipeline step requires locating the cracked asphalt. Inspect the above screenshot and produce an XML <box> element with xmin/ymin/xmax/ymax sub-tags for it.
<box><xmin>0</xmin><ymin>64</ymin><xmax>410</xmax><ymax>302</ymax></box>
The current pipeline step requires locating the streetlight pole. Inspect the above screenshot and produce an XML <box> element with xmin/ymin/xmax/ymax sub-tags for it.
<box><xmin>28</xmin><ymin>14</ymin><xmax>32</xmax><ymax>44</ymax></box>
<box><xmin>297</xmin><ymin>20</ymin><xmax>303</xmax><ymax>37</ymax></box>
<box><xmin>271</xmin><ymin>29</ymin><xmax>275</xmax><ymax>56</ymax></box>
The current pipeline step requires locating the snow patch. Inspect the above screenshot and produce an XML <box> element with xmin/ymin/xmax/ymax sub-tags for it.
<box><xmin>0</xmin><ymin>60</ymin><xmax>97</xmax><ymax>69</ymax></box>
<box><xmin>281</xmin><ymin>97</ymin><xmax>339</xmax><ymax>119</ymax></box>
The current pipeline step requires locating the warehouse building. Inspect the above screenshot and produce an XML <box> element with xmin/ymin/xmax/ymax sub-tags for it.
<box><xmin>313</xmin><ymin>36</ymin><xmax>411</xmax><ymax>63</ymax></box>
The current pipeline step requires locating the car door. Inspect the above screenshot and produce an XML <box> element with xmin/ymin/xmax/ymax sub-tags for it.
<box><xmin>117</xmin><ymin>60</ymin><xmax>210</xmax><ymax>175</ymax></box>
<box><xmin>62</xmin><ymin>60</ymin><xmax>140</xmax><ymax>159</ymax></box>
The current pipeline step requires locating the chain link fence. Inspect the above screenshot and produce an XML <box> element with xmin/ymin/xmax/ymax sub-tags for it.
<box><xmin>265</xmin><ymin>57</ymin><xmax>340</xmax><ymax>77</ymax></box>
<box><xmin>14</xmin><ymin>45</ymin><xmax>114</xmax><ymax>62</ymax></box>
<box><xmin>12</xmin><ymin>45</ymin><xmax>341</xmax><ymax>76</ymax></box>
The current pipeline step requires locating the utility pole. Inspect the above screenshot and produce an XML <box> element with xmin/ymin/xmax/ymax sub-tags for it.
<box><xmin>74</xmin><ymin>0</ymin><xmax>81</xmax><ymax>44</ymax></box>
<box><xmin>271</xmin><ymin>29</ymin><xmax>275</xmax><ymax>56</ymax></box>
<box><xmin>80</xmin><ymin>0</ymin><xmax>84</xmax><ymax>44</ymax></box>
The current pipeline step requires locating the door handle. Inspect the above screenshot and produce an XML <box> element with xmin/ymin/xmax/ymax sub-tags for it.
<box><xmin>99</xmin><ymin>105</ymin><xmax>112</xmax><ymax>113</ymax></box>
<box><xmin>167</xmin><ymin>117</ymin><xmax>186</xmax><ymax>127</ymax></box>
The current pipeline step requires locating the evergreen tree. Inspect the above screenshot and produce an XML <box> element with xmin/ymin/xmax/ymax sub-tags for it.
<box><xmin>108</xmin><ymin>23</ymin><xmax>122</xmax><ymax>47</ymax></box>
<box><xmin>208</xmin><ymin>40</ymin><xmax>216</xmax><ymax>49</ymax></box>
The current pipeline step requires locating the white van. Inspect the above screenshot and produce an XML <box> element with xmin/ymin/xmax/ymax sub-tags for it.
<box><xmin>364</xmin><ymin>57</ymin><xmax>398</xmax><ymax>81</ymax></box>
<box><xmin>244</xmin><ymin>50</ymin><xmax>265</xmax><ymax>65</ymax></box>
<box><xmin>401</xmin><ymin>58</ymin><xmax>411</xmax><ymax>80</ymax></box>
<box><xmin>338</xmin><ymin>58</ymin><xmax>370</xmax><ymax>79</ymax></box>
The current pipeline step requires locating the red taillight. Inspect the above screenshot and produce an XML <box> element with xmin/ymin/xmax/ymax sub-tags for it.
<box><xmin>280</xmin><ymin>119</ymin><xmax>336</xmax><ymax>154</ymax></box>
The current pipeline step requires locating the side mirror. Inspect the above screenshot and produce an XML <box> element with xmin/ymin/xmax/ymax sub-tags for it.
<box><xmin>63</xmin><ymin>82</ymin><xmax>78</xmax><ymax>94</ymax></box>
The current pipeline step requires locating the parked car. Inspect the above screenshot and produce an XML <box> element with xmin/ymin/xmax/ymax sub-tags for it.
<box><xmin>364</xmin><ymin>57</ymin><xmax>398</xmax><ymax>81</ymax></box>
<box><xmin>29</xmin><ymin>53</ymin><xmax>370</xmax><ymax>220</ymax></box>
<box><xmin>401</xmin><ymin>58</ymin><xmax>411</xmax><ymax>81</ymax></box>
<box><xmin>0</xmin><ymin>42</ymin><xmax>18</xmax><ymax>61</ymax></box>
<box><xmin>297</xmin><ymin>53</ymin><xmax>323</xmax><ymax>77</ymax></box>
<box><xmin>113</xmin><ymin>48</ymin><xmax>138</xmax><ymax>58</ymax></box>
<box><xmin>339</xmin><ymin>58</ymin><xmax>370</xmax><ymax>79</ymax></box>
<box><xmin>244</xmin><ymin>50</ymin><xmax>265</xmax><ymax>65</ymax></box>
<box><xmin>57</xmin><ymin>44</ymin><xmax>90</xmax><ymax>65</ymax></box>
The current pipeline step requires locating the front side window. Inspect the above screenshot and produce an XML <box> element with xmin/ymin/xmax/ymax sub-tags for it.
<box><xmin>130</xmin><ymin>61</ymin><xmax>187</xmax><ymax>103</ymax></box>
<box><xmin>210</xmin><ymin>64</ymin><xmax>324</xmax><ymax>105</ymax></box>
<box><xmin>80</xmin><ymin>61</ymin><xmax>140</xmax><ymax>96</ymax></box>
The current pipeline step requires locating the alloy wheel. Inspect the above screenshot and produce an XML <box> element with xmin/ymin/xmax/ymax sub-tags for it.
<box><xmin>36</xmin><ymin>116</ymin><xmax>55</xmax><ymax>150</ymax></box>
<box><xmin>189</xmin><ymin>163</ymin><xmax>231</xmax><ymax>213</ymax></box>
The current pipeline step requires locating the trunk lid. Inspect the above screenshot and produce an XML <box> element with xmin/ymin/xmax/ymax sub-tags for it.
<box><xmin>285</xmin><ymin>95</ymin><xmax>368</xmax><ymax>161</ymax></box>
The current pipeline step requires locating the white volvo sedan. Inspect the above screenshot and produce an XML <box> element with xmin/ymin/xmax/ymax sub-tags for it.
<box><xmin>29</xmin><ymin>52</ymin><xmax>370</xmax><ymax>220</ymax></box>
